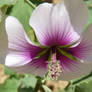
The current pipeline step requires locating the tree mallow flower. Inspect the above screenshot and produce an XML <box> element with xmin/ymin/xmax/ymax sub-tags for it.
<box><xmin>0</xmin><ymin>0</ymin><xmax>92</xmax><ymax>80</ymax></box>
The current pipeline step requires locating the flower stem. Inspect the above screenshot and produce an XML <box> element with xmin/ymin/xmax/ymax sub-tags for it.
<box><xmin>25</xmin><ymin>0</ymin><xmax>36</xmax><ymax>9</ymax></box>
<box><xmin>34</xmin><ymin>78</ymin><xmax>46</xmax><ymax>92</ymax></box>
<box><xmin>34</xmin><ymin>78</ymin><xmax>43</xmax><ymax>92</ymax></box>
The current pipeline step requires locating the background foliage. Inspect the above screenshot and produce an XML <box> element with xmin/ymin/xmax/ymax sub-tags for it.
<box><xmin>0</xmin><ymin>0</ymin><xmax>92</xmax><ymax>92</ymax></box>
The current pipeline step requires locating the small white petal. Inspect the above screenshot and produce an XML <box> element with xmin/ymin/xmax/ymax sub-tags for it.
<box><xmin>64</xmin><ymin>0</ymin><xmax>88</xmax><ymax>35</ymax></box>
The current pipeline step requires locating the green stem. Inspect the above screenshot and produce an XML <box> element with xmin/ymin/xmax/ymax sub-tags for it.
<box><xmin>72</xmin><ymin>71</ymin><xmax>92</xmax><ymax>85</ymax></box>
<box><xmin>33</xmin><ymin>78</ymin><xmax>46</xmax><ymax>92</ymax></box>
<box><xmin>25</xmin><ymin>0</ymin><xmax>36</xmax><ymax>9</ymax></box>
<box><xmin>33</xmin><ymin>79</ymin><xmax>40</xmax><ymax>92</ymax></box>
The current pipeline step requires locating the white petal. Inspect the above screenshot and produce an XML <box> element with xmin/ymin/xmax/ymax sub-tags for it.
<box><xmin>80</xmin><ymin>24</ymin><xmax>92</xmax><ymax>62</ymax></box>
<box><xmin>5</xmin><ymin>52</ymin><xmax>31</xmax><ymax>66</ymax></box>
<box><xmin>5</xmin><ymin>16</ymin><xmax>32</xmax><ymax>50</ymax></box>
<box><xmin>29</xmin><ymin>3</ymin><xmax>53</xmax><ymax>46</ymax></box>
<box><xmin>64</xmin><ymin>0</ymin><xmax>88</xmax><ymax>35</ymax></box>
<box><xmin>60</xmin><ymin>63</ymin><xmax>92</xmax><ymax>80</ymax></box>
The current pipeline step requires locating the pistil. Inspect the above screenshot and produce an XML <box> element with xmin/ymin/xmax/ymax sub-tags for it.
<box><xmin>48</xmin><ymin>53</ymin><xmax>62</xmax><ymax>80</ymax></box>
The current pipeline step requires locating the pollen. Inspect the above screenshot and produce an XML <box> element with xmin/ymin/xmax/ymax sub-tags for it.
<box><xmin>48</xmin><ymin>55</ymin><xmax>62</xmax><ymax>80</ymax></box>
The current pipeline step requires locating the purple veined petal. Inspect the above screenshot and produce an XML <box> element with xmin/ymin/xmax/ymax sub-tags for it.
<box><xmin>29</xmin><ymin>2</ymin><xmax>80</xmax><ymax>46</ymax></box>
<box><xmin>57</xmin><ymin>52</ymin><xmax>92</xmax><ymax>80</ymax></box>
<box><xmin>48</xmin><ymin>1</ymin><xmax>80</xmax><ymax>46</ymax></box>
<box><xmin>0</xmin><ymin>18</ymin><xmax>8</xmax><ymax>64</ymax></box>
<box><xmin>64</xmin><ymin>0</ymin><xmax>88</xmax><ymax>35</ymax></box>
<box><xmin>5</xmin><ymin>16</ymin><xmax>43</xmax><ymax>67</ymax></box>
<box><xmin>5</xmin><ymin>46</ymin><xmax>43</xmax><ymax>67</ymax></box>
<box><xmin>69</xmin><ymin>24</ymin><xmax>92</xmax><ymax>63</ymax></box>
<box><xmin>57</xmin><ymin>52</ymin><xmax>80</xmax><ymax>73</ymax></box>
<box><xmin>7</xmin><ymin>54</ymin><xmax>48</xmax><ymax>77</ymax></box>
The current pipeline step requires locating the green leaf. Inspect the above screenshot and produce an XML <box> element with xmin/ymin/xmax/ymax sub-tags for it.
<box><xmin>21</xmin><ymin>75</ymin><xmax>37</xmax><ymax>89</ymax></box>
<box><xmin>4</xmin><ymin>66</ymin><xmax>24</xmax><ymax>80</ymax></box>
<box><xmin>0</xmin><ymin>78</ymin><xmax>21</xmax><ymax>92</ymax></box>
<box><xmin>2</xmin><ymin>67</ymin><xmax>38</xmax><ymax>92</ymax></box>
<box><xmin>18</xmin><ymin>87</ymin><xmax>34</xmax><ymax>92</ymax></box>
<box><xmin>9</xmin><ymin>0</ymin><xmax>33</xmax><ymax>32</ymax></box>
<box><xmin>85</xmin><ymin>0</ymin><xmax>92</xmax><ymax>29</ymax></box>
<box><xmin>8</xmin><ymin>0</ymin><xmax>39</xmax><ymax>44</ymax></box>
<box><xmin>0</xmin><ymin>0</ymin><xmax>17</xmax><ymax>22</ymax></box>
<box><xmin>18</xmin><ymin>75</ymin><xmax>38</xmax><ymax>92</ymax></box>
<box><xmin>0</xmin><ymin>6</ymin><xmax>7</xmax><ymax>22</ymax></box>
<box><xmin>59</xmin><ymin>72</ymin><xmax>92</xmax><ymax>92</ymax></box>
<box><xmin>0</xmin><ymin>0</ymin><xmax>17</xmax><ymax>8</ymax></box>
<box><xmin>4</xmin><ymin>66</ymin><xmax>16</xmax><ymax>76</ymax></box>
